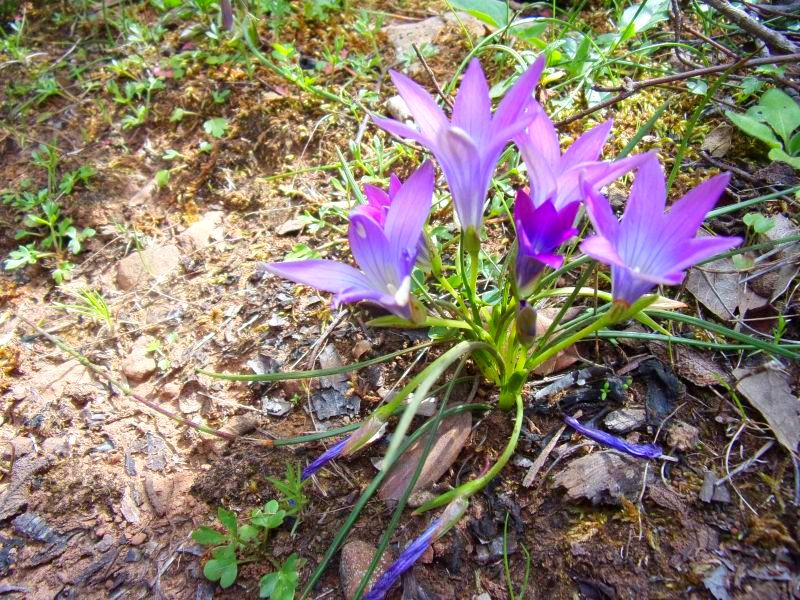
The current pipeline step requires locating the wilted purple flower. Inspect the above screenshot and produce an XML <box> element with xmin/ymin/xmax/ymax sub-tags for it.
<box><xmin>564</xmin><ymin>416</ymin><xmax>663</xmax><ymax>459</ymax></box>
<box><xmin>514</xmin><ymin>189</ymin><xmax>579</xmax><ymax>297</ymax></box>
<box><xmin>364</xmin><ymin>498</ymin><xmax>468</xmax><ymax>599</ymax></box>
<box><xmin>374</xmin><ymin>56</ymin><xmax>546</xmax><ymax>238</ymax></box>
<box><xmin>363</xmin><ymin>518</ymin><xmax>442</xmax><ymax>600</ymax></box>
<box><xmin>515</xmin><ymin>104</ymin><xmax>648</xmax><ymax>211</ymax></box>
<box><xmin>580</xmin><ymin>155</ymin><xmax>742</xmax><ymax>305</ymax></box>
<box><xmin>264</xmin><ymin>162</ymin><xmax>434</xmax><ymax>322</ymax></box>
<box><xmin>301</xmin><ymin>437</ymin><xmax>349</xmax><ymax>481</ymax></box>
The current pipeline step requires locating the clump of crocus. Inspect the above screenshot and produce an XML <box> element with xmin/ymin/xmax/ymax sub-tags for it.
<box><xmin>264</xmin><ymin>162</ymin><xmax>435</xmax><ymax>322</ymax></box>
<box><xmin>513</xmin><ymin>189</ymin><xmax>579</xmax><ymax>298</ymax></box>
<box><xmin>374</xmin><ymin>57</ymin><xmax>545</xmax><ymax>247</ymax></box>
<box><xmin>564</xmin><ymin>415</ymin><xmax>663</xmax><ymax>459</ymax></box>
<box><xmin>514</xmin><ymin>103</ymin><xmax>648</xmax><ymax>210</ymax></box>
<box><xmin>580</xmin><ymin>155</ymin><xmax>742</xmax><ymax>305</ymax></box>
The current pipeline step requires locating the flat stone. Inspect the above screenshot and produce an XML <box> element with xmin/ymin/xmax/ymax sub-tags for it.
<box><xmin>122</xmin><ymin>336</ymin><xmax>157</xmax><ymax>382</ymax></box>
<box><xmin>384</xmin><ymin>16</ymin><xmax>445</xmax><ymax>57</ymax></box>
<box><xmin>179</xmin><ymin>211</ymin><xmax>224</xmax><ymax>250</ymax></box>
<box><xmin>116</xmin><ymin>244</ymin><xmax>181</xmax><ymax>291</ymax></box>
<box><xmin>339</xmin><ymin>540</ymin><xmax>393</xmax><ymax>600</ymax></box>
<box><xmin>667</xmin><ymin>421</ymin><xmax>700</xmax><ymax>452</ymax></box>
<box><xmin>604</xmin><ymin>408</ymin><xmax>646</xmax><ymax>434</ymax></box>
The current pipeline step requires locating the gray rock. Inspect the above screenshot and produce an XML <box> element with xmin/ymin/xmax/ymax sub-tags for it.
<box><xmin>666</xmin><ymin>421</ymin><xmax>700</xmax><ymax>452</ymax></box>
<box><xmin>604</xmin><ymin>408</ymin><xmax>646</xmax><ymax>434</ymax></box>
<box><xmin>340</xmin><ymin>540</ymin><xmax>393</xmax><ymax>600</ymax></box>
<box><xmin>116</xmin><ymin>244</ymin><xmax>181</xmax><ymax>291</ymax></box>
<box><xmin>122</xmin><ymin>336</ymin><xmax>157</xmax><ymax>382</ymax></box>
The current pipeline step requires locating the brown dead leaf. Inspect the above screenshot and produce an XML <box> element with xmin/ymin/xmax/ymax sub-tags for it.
<box><xmin>648</xmin><ymin>343</ymin><xmax>728</xmax><ymax>386</ymax></box>
<box><xmin>553</xmin><ymin>452</ymin><xmax>653</xmax><ymax>506</ymax></box>
<box><xmin>700</xmin><ymin>124</ymin><xmax>732</xmax><ymax>158</ymax></box>
<box><xmin>685</xmin><ymin>256</ymin><xmax>767</xmax><ymax>320</ymax></box>
<box><xmin>533</xmin><ymin>307</ymin><xmax>582</xmax><ymax>376</ymax></box>
<box><xmin>734</xmin><ymin>365</ymin><xmax>799</xmax><ymax>455</ymax></box>
<box><xmin>378</xmin><ymin>410</ymin><xmax>471</xmax><ymax>504</ymax></box>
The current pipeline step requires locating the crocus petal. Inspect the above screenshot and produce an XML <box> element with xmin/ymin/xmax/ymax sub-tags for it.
<box><xmin>388</xmin><ymin>70</ymin><xmax>448</xmax><ymax>140</ymax></box>
<box><xmin>666</xmin><ymin>172</ymin><xmax>731</xmax><ymax>239</ymax></box>
<box><xmin>493</xmin><ymin>55</ymin><xmax>546</xmax><ymax>132</ymax></box>
<box><xmin>436</xmin><ymin>128</ymin><xmax>486</xmax><ymax>231</ymax></box>
<box><xmin>564</xmin><ymin>416</ymin><xmax>663</xmax><ymax>459</ymax></box>
<box><xmin>561</xmin><ymin>120</ymin><xmax>613</xmax><ymax>170</ymax></box>
<box><xmin>263</xmin><ymin>260</ymin><xmax>373</xmax><ymax>296</ymax></box>
<box><xmin>372</xmin><ymin>116</ymin><xmax>430</xmax><ymax>146</ymax></box>
<box><xmin>582</xmin><ymin>181</ymin><xmax>619</xmax><ymax>240</ymax></box>
<box><xmin>580</xmin><ymin>235</ymin><xmax>625</xmax><ymax>267</ymax></box>
<box><xmin>301</xmin><ymin>437</ymin><xmax>350</xmax><ymax>481</ymax></box>
<box><xmin>453</xmin><ymin>59</ymin><xmax>492</xmax><ymax>145</ymax></box>
<box><xmin>349</xmin><ymin>214</ymin><xmax>401</xmax><ymax>290</ymax></box>
<box><xmin>388</xmin><ymin>173</ymin><xmax>402</xmax><ymax>197</ymax></box>
<box><xmin>383</xmin><ymin>161</ymin><xmax>434</xmax><ymax>263</ymax></box>
<box><xmin>668</xmin><ymin>235</ymin><xmax>742</xmax><ymax>273</ymax></box>
<box><xmin>363</xmin><ymin>519</ymin><xmax>442</xmax><ymax>600</ymax></box>
<box><xmin>620</xmin><ymin>155</ymin><xmax>667</xmax><ymax>239</ymax></box>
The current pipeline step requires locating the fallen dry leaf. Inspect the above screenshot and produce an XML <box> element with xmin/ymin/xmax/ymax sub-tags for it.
<box><xmin>533</xmin><ymin>307</ymin><xmax>582</xmax><ymax>376</ymax></box>
<box><xmin>553</xmin><ymin>451</ymin><xmax>653</xmax><ymax>506</ymax></box>
<box><xmin>734</xmin><ymin>365</ymin><xmax>799</xmax><ymax>455</ymax></box>
<box><xmin>648</xmin><ymin>343</ymin><xmax>728</xmax><ymax>386</ymax></box>
<box><xmin>379</xmin><ymin>410</ymin><xmax>471</xmax><ymax>503</ymax></box>
<box><xmin>685</xmin><ymin>256</ymin><xmax>767</xmax><ymax>320</ymax></box>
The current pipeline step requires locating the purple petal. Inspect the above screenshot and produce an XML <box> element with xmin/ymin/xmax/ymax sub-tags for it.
<box><xmin>363</xmin><ymin>519</ymin><xmax>442</xmax><ymax>600</ymax></box>
<box><xmin>564</xmin><ymin>416</ymin><xmax>663</xmax><ymax>459</ymax></box>
<box><xmin>493</xmin><ymin>55</ymin><xmax>546</xmax><ymax>132</ymax></box>
<box><xmin>301</xmin><ymin>437</ymin><xmax>350</xmax><ymax>481</ymax></box>
<box><xmin>561</xmin><ymin>120</ymin><xmax>613</xmax><ymax>170</ymax></box>
<box><xmin>388</xmin><ymin>173</ymin><xmax>402</xmax><ymax>197</ymax></box>
<box><xmin>453</xmin><ymin>59</ymin><xmax>492</xmax><ymax>145</ymax></box>
<box><xmin>263</xmin><ymin>260</ymin><xmax>372</xmax><ymax>296</ymax></box>
<box><xmin>388</xmin><ymin>70</ymin><xmax>448</xmax><ymax>140</ymax></box>
<box><xmin>349</xmin><ymin>214</ymin><xmax>400</xmax><ymax>290</ymax></box>
<box><xmin>669</xmin><ymin>235</ymin><xmax>742</xmax><ymax>273</ymax></box>
<box><xmin>666</xmin><ymin>172</ymin><xmax>731</xmax><ymax>239</ymax></box>
<box><xmin>580</xmin><ymin>235</ymin><xmax>625</xmax><ymax>267</ymax></box>
<box><xmin>220</xmin><ymin>0</ymin><xmax>233</xmax><ymax>30</ymax></box>
<box><xmin>435</xmin><ymin>128</ymin><xmax>486</xmax><ymax>231</ymax></box>
<box><xmin>383</xmin><ymin>161</ymin><xmax>434</xmax><ymax>262</ymax></box>
<box><xmin>581</xmin><ymin>181</ymin><xmax>619</xmax><ymax>241</ymax></box>
<box><xmin>372</xmin><ymin>116</ymin><xmax>430</xmax><ymax>146</ymax></box>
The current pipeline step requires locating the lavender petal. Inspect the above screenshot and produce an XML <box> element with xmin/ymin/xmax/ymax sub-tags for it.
<box><xmin>564</xmin><ymin>416</ymin><xmax>663</xmax><ymax>460</ymax></box>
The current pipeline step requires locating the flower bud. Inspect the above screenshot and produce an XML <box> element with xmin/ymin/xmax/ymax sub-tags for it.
<box><xmin>515</xmin><ymin>300</ymin><xmax>538</xmax><ymax>348</ymax></box>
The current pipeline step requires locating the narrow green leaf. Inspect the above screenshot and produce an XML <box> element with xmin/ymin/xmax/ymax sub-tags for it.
<box><xmin>217</xmin><ymin>507</ymin><xmax>237</xmax><ymax>535</ymax></box>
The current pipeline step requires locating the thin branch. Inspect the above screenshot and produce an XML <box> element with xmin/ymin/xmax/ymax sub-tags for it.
<box><xmin>412</xmin><ymin>43</ymin><xmax>453</xmax><ymax>109</ymax></box>
<box><xmin>556</xmin><ymin>53</ymin><xmax>800</xmax><ymax>127</ymax></box>
<box><xmin>701</xmin><ymin>0</ymin><xmax>798</xmax><ymax>54</ymax></box>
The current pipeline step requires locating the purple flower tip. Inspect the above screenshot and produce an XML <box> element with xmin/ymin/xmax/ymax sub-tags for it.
<box><xmin>374</xmin><ymin>56</ymin><xmax>545</xmax><ymax>234</ymax></box>
<box><xmin>514</xmin><ymin>189</ymin><xmax>578</xmax><ymax>297</ymax></box>
<box><xmin>564</xmin><ymin>415</ymin><xmax>663</xmax><ymax>460</ymax></box>
<box><xmin>301</xmin><ymin>437</ymin><xmax>350</xmax><ymax>481</ymax></box>
<box><xmin>580</xmin><ymin>155</ymin><xmax>741</xmax><ymax>305</ymax></box>
<box><xmin>363</xmin><ymin>519</ymin><xmax>443</xmax><ymax>600</ymax></box>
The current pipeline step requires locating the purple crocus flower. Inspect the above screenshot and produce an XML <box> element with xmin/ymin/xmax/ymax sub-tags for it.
<box><xmin>514</xmin><ymin>189</ymin><xmax>580</xmax><ymax>297</ymax></box>
<box><xmin>580</xmin><ymin>155</ymin><xmax>742</xmax><ymax>305</ymax></box>
<box><xmin>357</xmin><ymin>174</ymin><xmax>431</xmax><ymax>270</ymax></box>
<box><xmin>363</xmin><ymin>519</ymin><xmax>441</xmax><ymax>600</ymax></box>
<box><xmin>374</xmin><ymin>56</ymin><xmax>546</xmax><ymax>238</ymax></box>
<box><xmin>264</xmin><ymin>162</ymin><xmax>434</xmax><ymax>322</ymax></box>
<box><xmin>301</xmin><ymin>437</ymin><xmax>349</xmax><ymax>481</ymax></box>
<box><xmin>564</xmin><ymin>416</ymin><xmax>662</xmax><ymax>459</ymax></box>
<box><xmin>514</xmin><ymin>103</ymin><xmax>648</xmax><ymax>211</ymax></box>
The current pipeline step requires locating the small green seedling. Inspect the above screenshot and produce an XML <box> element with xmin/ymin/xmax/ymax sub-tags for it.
<box><xmin>742</xmin><ymin>212</ymin><xmax>775</xmax><ymax>234</ymax></box>
<box><xmin>203</xmin><ymin>117</ymin><xmax>229</xmax><ymax>138</ymax></box>
<box><xmin>259</xmin><ymin>554</ymin><xmax>304</xmax><ymax>600</ymax></box>
<box><xmin>726</xmin><ymin>88</ymin><xmax>800</xmax><ymax>170</ymax></box>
